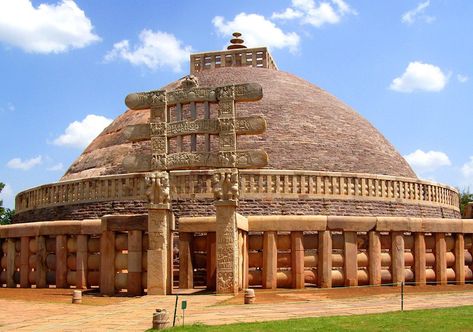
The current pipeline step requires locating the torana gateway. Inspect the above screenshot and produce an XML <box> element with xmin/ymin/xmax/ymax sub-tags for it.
<box><xmin>1</xmin><ymin>34</ymin><xmax>470</xmax><ymax>296</ymax></box>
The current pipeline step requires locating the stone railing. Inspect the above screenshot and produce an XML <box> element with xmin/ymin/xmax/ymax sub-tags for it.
<box><xmin>190</xmin><ymin>47</ymin><xmax>278</xmax><ymax>74</ymax></box>
<box><xmin>15</xmin><ymin>170</ymin><xmax>460</xmax><ymax>214</ymax></box>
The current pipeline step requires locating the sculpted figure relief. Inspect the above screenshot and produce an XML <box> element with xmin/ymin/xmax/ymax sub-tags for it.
<box><xmin>211</xmin><ymin>169</ymin><xmax>239</xmax><ymax>201</ymax></box>
<box><xmin>145</xmin><ymin>171</ymin><xmax>170</xmax><ymax>204</ymax></box>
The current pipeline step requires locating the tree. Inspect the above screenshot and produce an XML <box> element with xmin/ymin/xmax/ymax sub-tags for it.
<box><xmin>460</xmin><ymin>188</ymin><xmax>473</xmax><ymax>217</ymax></box>
<box><xmin>0</xmin><ymin>182</ymin><xmax>14</xmax><ymax>225</ymax></box>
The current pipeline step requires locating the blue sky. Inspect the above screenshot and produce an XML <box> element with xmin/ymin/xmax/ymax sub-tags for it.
<box><xmin>0</xmin><ymin>0</ymin><xmax>472</xmax><ymax>209</ymax></box>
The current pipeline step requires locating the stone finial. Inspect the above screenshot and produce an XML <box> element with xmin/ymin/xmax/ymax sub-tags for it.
<box><xmin>211</xmin><ymin>168</ymin><xmax>239</xmax><ymax>201</ymax></box>
<box><xmin>227</xmin><ymin>32</ymin><xmax>247</xmax><ymax>50</ymax></box>
<box><xmin>179</xmin><ymin>75</ymin><xmax>199</xmax><ymax>90</ymax></box>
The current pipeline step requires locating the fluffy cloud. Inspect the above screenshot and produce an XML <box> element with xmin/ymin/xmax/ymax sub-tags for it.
<box><xmin>404</xmin><ymin>150</ymin><xmax>451</xmax><ymax>174</ymax></box>
<box><xmin>272</xmin><ymin>0</ymin><xmax>357</xmax><ymax>27</ymax></box>
<box><xmin>0</xmin><ymin>183</ymin><xmax>13</xmax><ymax>208</ymax></box>
<box><xmin>457</xmin><ymin>74</ymin><xmax>469</xmax><ymax>83</ymax></box>
<box><xmin>53</xmin><ymin>114</ymin><xmax>112</xmax><ymax>149</ymax></box>
<box><xmin>0</xmin><ymin>102</ymin><xmax>14</xmax><ymax>112</ymax></box>
<box><xmin>212</xmin><ymin>13</ymin><xmax>300</xmax><ymax>53</ymax></box>
<box><xmin>390</xmin><ymin>61</ymin><xmax>449</xmax><ymax>93</ymax></box>
<box><xmin>462</xmin><ymin>157</ymin><xmax>473</xmax><ymax>178</ymax></box>
<box><xmin>104</xmin><ymin>30</ymin><xmax>192</xmax><ymax>72</ymax></box>
<box><xmin>7</xmin><ymin>155</ymin><xmax>42</xmax><ymax>170</ymax></box>
<box><xmin>402</xmin><ymin>1</ymin><xmax>435</xmax><ymax>25</ymax></box>
<box><xmin>0</xmin><ymin>0</ymin><xmax>100</xmax><ymax>54</ymax></box>
<box><xmin>47</xmin><ymin>162</ymin><xmax>64</xmax><ymax>171</ymax></box>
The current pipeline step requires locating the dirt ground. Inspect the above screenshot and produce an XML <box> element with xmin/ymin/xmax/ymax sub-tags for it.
<box><xmin>2</xmin><ymin>284</ymin><xmax>473</xmax><ymax>306</ymax></box>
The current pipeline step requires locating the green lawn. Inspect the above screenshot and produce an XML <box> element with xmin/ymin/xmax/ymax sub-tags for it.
<box><xmin>153</xmin><ymin>306</ymin><xmax>473</xmax><ymax>331</ymax></box>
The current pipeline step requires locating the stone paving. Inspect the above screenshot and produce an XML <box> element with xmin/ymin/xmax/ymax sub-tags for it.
<box><xmin>1</xmin><ymin>289</ymin><xmax>473</xmax><ymax>331</ymax></box>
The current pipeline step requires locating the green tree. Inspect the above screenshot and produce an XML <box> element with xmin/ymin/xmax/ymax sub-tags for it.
<box><xmin>0</xmin><ymin>182</ymin><xmax>14</xmax><ymax>225</ymax></box>
<box><xmin>460</xmin><ymin>188</ymin><xmax>473</xmax><ymax>217</ymax></box>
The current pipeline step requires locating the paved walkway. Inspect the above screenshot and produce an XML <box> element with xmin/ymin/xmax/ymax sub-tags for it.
<box><xmin>2</xmin><ymin>289</ymin><xmax>473</xmax><ymax>331</ymax></box>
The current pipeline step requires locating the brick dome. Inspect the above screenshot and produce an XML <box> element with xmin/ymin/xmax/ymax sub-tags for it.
<box><xmin>62</xmin><ymin>66</ymin><xmax>415</xmax><ymax>181</ymax></box>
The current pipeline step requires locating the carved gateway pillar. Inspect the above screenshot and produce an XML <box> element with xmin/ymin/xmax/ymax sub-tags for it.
<box><xmin>146</xmin><ymin>171</ymin><xmax>173</xmax><ymax>295</ymax></box>
<box><xmin>212</xmin><ymin>169</ymin><xmax>240</xmax><ymax>294</ymax></box>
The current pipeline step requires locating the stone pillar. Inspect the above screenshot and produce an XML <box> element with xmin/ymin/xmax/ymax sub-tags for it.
<box><xmin>20</xmin><ymin>237</ymin><xmax>30</xmax><ymax>288</ymax></box>
<box><xmin>146</xmin><ymin>171</ymin><xmax>172</xmax><ymax>295</ymax></box>
<box><xmin>128</xmin><ymin>230</ymin><xmax>143</xmax><ymax>296</ymax></box>
<box><xmin>76</xmin><ymin>234</ymin><xmax>88</xmax><ymax>289</ymax></box>
<box><xmin>291</xmin><ymin>231</ymin><xmax>305</xmax><ymax>289</ymax></box>
<box><xmin>344</xmin><ymin>231</ymin><xmax>358</xmax><ymax>287</ymax></box>
<box><xmin>36</xmin><ymin>236</ymin><xmax>47</xmax><ymax>288</ymax></box>
<box><xmin>318</xmin><ymin>230</ymin><xmax>332</xmax><ymax>288</ymax></box>
<box><xmin>55</xmin><ymin>235</ymin><xmax>68</xmax><ymax>288</ymax></box>
<box><xmin>454</xmin><ymin>233</ymin><xmax>465</xmax><ymax>285</ymax></box>
<box><xmin>391</xmin><ymin>232</ymin><xmax>405</xmax><ymax>285</ymax></box>
<box><xmin>435</xmin><ymin>233</ymin><xmax>447</xmax><ymax>285</ymax></box>
<box><xmin>206</xmin><ymin>232</ymin><xmax>217</xmax><ymax>291</ymax></box>
<box><xmin>263</xmin><ymin>231</ymin><xmax>277</xmax><ymax>289</ymax></box>
<box><xmin>242</xmin><ymin>232</ymin><xmax>249</xmax><ymax>289</ymax></box>
<box><xmin>414</xmin><ymin>232</ymin><xmax>426</xmax><ymax>286</ymax></box>
<box><xmin>212</xmin><ymin>168</ymin><xmax>240</xmax><ymax>295</ymax></box>
<box><xmin>6</xmin><ymin>239</ymin><xmax>16</xmax><ymax>288</ymax></box>
<box><xmin>100</xmin><ymin>230</ymin><xmax>116</xmax><ymax>296</ymax></box>
<box><xmin>179</xmin><ymin>232</ymin><xmax>194</xmax><ymax>289</ymax></box>
<box><xmin>368</xmin><ymin>231</ymin><xmax>381</xmax><ymax>286</ymax></box>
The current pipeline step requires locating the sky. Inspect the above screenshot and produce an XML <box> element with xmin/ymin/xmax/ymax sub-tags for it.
<box><xmin>0</xmin><ymin>0</ymin><xmax>472</xmax><ymax>209</ymax></box>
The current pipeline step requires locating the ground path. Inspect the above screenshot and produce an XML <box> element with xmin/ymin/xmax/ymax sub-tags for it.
<box><xmin>1</xmin><ymin>285</ymin><xmax>473</xmax><ymax>331</ymax></box>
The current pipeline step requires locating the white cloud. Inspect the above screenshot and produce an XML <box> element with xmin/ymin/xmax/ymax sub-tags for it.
<box><xmin>0</xmin><ymin>0</ymin><xmax>100</xmax><ymax>54</ymax></box>
<box><xmin>404</xmin><ymin>150</ymin><xmax>451</xmax><ymax>173</ymax></box>
<box><xmin>462</xmin><ymin>157</ymin><xmax>473</xmax><ymax>178</ymax></box>
<box><xmin>457</xmin><ymin>74</ymin><xmax>469</xmax><ymax>83</ymax></box>
<box><xmin>104</xmin><ymin>30</ymin><xmax>192</xmax><ymax>72</ymax></box>
<box><xmin>47</xmin><ymin>162</ymin><xmax>64</xmax><ymax>171</ymax></box>
<box><xmin>212</xmin><ymin>13</ymin><xmax>300</xmax><ymax>53</ymax></box>
<box><xmin>390</xmin><ymin>61</ymin><xmax>449</xmax><ymax>93</ymax></box>
<box><xmin>0</xmin><ymin>183</ymin><xmax>13</xmax><ymax>207</ymax></box>
<box><xmin>7</xmin><ymin>155</ymin><xmax>42</xmax><ymax>170</ymax></box>
<box><xmin>272</xmin><ymin>0</ymin><xmax>357</xmax><ymax>27</ymax></box>
<box><xmin>0</xmin><ymin>102</ymin><xmax>14</xmax><ymax>112</ymax></box>
<box><xmin>53</xmin><ymin>114</ymin><xmax>112</xmax><ymax>149</ymax></box>
<box><xmin>402</xmin><ymin>1</ymin><xmax>435</xmax><ymax>25</ymax></box>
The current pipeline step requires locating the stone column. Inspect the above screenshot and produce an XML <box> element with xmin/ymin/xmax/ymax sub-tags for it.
<box><xmin>36</xmin><ymin>236</ymin><xmax>47</xmax><ymax>288</ymax></box>
<box><xmin>206</xmin><ymin>232</ymin><xmax>217</xmax><ymax>291</ymax></box>
<box><xmin>128</xmin><ymin>230</ymin><xmax>143</xmax><ymax>296</ymax></box>
<box><xmin>368</xmin><ymin>231</ymin><xmax>381</xmax><ymax>285</ymax></box>
<box><xmin>263</xmin><ymin>231</ymin><xmax>277</xmax><ymax>289</ymax></box>
<box><xmin>6</xmin><ymin>239</ymin><xmax>16</xmax><ymax>288</ymax></box>
<box><xmin>76</xmin><ymin>234</ymin><xmax>88</xmax><ymax>289</ymax></box>
<box><xmin>391</xmin><ymin>231</ymin><xmax>405</xmax><ymax>285</ymax></box>
<box><xmin>291</xmin><ymin>231</ymin><xmax>305</xmax><ymax>289</ymax></box>
<box><xmin>100</xmin><ymin>230</ymin><xmax>116</xmax><ymax>296</ymax></box>
<box><xmin>20</xmin><ymin>237</ymin><xmax>30</xmax><ymax>288</ymax></box>
<box><xmin>146</xmin><ymin>171</ymin><xmax>172</xmax><ymax>295</ymax></box>
<box><xmin>212</xmin><ymin>168</ymin><xmax>240</xmax><ymax>295</ymax></box>
<box><xmin>344</xmin><ymin>231</ymin><xmax>358</xmax><ymax>287</ymax></box>
<box><xmin>435</xmin><ymin>233</ymin><xmax>447</xmax><ymax>285</ymax></box>
<box><xmin>179</xmin><ymin>232</ymin><xmax>194</xmax><ymax>289</ymax></box>
<box><xmin>454</xmin><ymin>233</ymin><xmax>465</xmax><ymax>285</ymax></box>
<box><xmin>55</xmin><ymin>235</ymin><xmax>68</xmax><ymax>288</ymax></box>
<box><xmin>414</xmin><ymin>232</ymin><xmax>426</xmax><ymax>286</ymax></box>
<box><xmin>318</xmin><ymin>230</ymin><xmax>332</xmax><ymax>288</ymax></box>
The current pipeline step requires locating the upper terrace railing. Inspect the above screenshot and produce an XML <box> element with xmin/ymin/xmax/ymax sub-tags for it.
<box><xmin>15</xmin><ymin>170</ymin><xmax>460</xmax><ymax>213</ymax></box>
<box><xmin>190</xmin><ymin>47</ymin><xmax>278</xmax><ymax>74</ymax></box>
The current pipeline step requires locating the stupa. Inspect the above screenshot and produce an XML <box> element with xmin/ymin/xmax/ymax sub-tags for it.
<box><xmin>1</xmin><ymin>33</ymin><xmax>467</xmax><ymax>296</ymax></box>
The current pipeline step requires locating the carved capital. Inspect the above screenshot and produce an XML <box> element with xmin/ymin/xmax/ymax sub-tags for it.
<box><xmin>145</xmin><ymin>171</ymin><xmax>170</xmax><ymax>205</ymax></box>
<box><xmin>211</xmin><ymin>168</ymin><xmax>239</xmax><ymax>202</ymax></box>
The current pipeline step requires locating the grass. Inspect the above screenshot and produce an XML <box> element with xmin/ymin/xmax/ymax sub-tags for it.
<box><xmin>149</xmin><ymin>305</ymin><xmax>473</xmax><ymax>331</ymax></box>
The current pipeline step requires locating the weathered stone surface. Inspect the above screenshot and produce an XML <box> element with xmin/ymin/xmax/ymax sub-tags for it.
<box><xmin>62</xmin><ymin>67</ymin><xmax>416</xmax><ymax>181</ymax></box>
